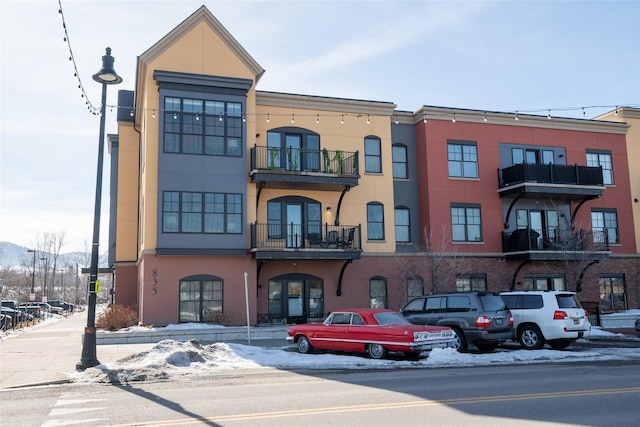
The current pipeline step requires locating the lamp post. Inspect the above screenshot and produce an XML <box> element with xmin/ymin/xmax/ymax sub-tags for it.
<box><xmin>40</xmin><ymin>257</ymin><xmax>48</xmax><ymax>301</ymax></box>
<box><xmin>59</xmin><ymin>269</ymin><xmax>65</xmax><ymax>301</ymax></box>
<box><xmin>76</xmin><ymin>47</ymin><xmax>122</xmax><ymax>371</ymax></box>
<box><xmin>27</xmin><ymin>250</ymin><xmax>36</xmax><ymax>300</ymax></box>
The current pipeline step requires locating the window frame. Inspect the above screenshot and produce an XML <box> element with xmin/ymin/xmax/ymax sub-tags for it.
<box><xmin>591</xmin><ymin>208</ymin><xmax>619</xmax><ymax>244</ymax></box>
<box><xmin>451</xmin><ymin>203</ymin><xmax>482</xmax><ymax>242</ymax></box>
<box><xmin>586</xmin><ymin>150</ymin><xmax>614</xmax><ymax>185</ymax></box>
<box><xmin>163</xmin><ymin>96</ymin><xmax>243</xmax><ymax>157</ymax></box>
<box><xmin>394</xmin><ymin>206</ymin><xmax>410</xmax><ymax>243</ymax></box>
<box><xmin>392</xmin><ymin>143</ymin><xmax>408</xmax><ymax>179</ymax></box>
<box><xmin>369</xmin><ymin>276</ymin><xmax>388</xmax><ymax>309</ymax></box>
<box><xmin>162</xmin><ymin>191</ymin><xmax>243</xmax><ymax>234</ymax></box>
<box><xmin>448</xmin><ymin>140</ymin><xmax>478</xmax><ymax>178</ymax></box>
<box><xmin>599</xmin><ymin>275</ymin><xmax>627</xmax><ymax>313</ymax></box>
<box><xmin>367</xmin><ymin>202</ymin><xmax>385</xmax><ymax>241</ymax></box>
<box><xmin>455</xmin><ymin>274</ymin><xmax>487</xmax><ymax>292</ymax></box>
<box><xmin>364</xmin><ymin>136</ymin><xmax>382</xmax><ymax>173</ymax></box>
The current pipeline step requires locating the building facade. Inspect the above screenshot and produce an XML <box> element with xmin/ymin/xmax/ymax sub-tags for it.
<box><xmin>109</xmin><ymin>6</ymin><xmax>639</xmax><ymax>327</ymax></box>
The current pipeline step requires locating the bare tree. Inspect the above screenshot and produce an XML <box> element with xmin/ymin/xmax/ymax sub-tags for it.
<box><xmin>393</xmin><ymin>225</ymin><xmax>468</xmax><ymax>307</ymax></box>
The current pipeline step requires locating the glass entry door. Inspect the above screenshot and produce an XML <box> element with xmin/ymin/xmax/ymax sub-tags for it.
<box><xmin>286</xmin><ymin>204</ymin><xmax>303</xmax><ymax>248</ymax></box>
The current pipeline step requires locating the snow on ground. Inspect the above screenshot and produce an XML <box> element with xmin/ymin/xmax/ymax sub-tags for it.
<box><xmin>70</xmin><ymin>325</ymin><xmax>640</xmax><ymax>385</ymax></box>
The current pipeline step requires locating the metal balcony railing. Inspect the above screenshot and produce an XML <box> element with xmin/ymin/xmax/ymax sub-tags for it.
<box><xmin>502</xmin><ymin>228</ymin><xmax>610</xmax><ymax>253</ymax></box>
<box><xmin>251</xmin><ymin>223</ymin><xmax>362</xmax><ymax>251</ymax></box>
<box><xmin>498</xmin><ymin>163</ymin><xmax>604</xmax><ymax>188</ymax></box>
<box><xmin>250</xmin><ymin>145</ymin><xmax>359</xmax><ymax>176</ymax></box>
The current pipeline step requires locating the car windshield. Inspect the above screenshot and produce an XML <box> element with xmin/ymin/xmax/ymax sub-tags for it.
<box><xmin>479</xmin><ymin>294</ymin><xmax>507</xmax><ymax>311</ymax></box>
<box><xmin>556</xmin><ymin>294</ymin><xmax>581</xmax><ymax>308</ymax></box>
<box><xmin>374</xmin><ymin>312</ymin><xmax>410</xmax><ymax>325</ymax></box>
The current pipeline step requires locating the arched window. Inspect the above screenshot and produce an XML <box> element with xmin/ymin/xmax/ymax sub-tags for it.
<box><xmin>369</xmin><ymin>276</ymin><xmax>387</xmax><ymax>309</ymax></box>
<box><xmin>179</xmin><ymin>275</ymin><xmax>223</xmax><ymax>323</ymax></box>
<box><xmin>367</xmin><ymin>202</ymin><xmax>385</xmax><ymax>240</ymax></box>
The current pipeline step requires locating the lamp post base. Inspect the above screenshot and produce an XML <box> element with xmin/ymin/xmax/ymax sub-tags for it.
<box><xmin>76</xmin><ymin>326</ymin><xmax>100</xmax><ymax>371</ymax></box>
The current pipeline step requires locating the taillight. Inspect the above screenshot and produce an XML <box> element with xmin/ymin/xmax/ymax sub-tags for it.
<box><xmin>553</xmin><ymin>310</ymin><xmax>568</xmax><ymax>320</ymax></box>
<box><xmin>509</xmin><ymin>314</ymin><xmax>514</xmax><ymax>326</ymax></box>
<box><xmin>476</xmin><ymin>316</ymin><xmax>491</xmax><ymax>328</ymax></box>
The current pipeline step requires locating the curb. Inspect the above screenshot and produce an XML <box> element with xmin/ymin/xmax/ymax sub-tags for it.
<box><xmin>96</xmin><ymin>326</ymin><xmax>288</xmax><ymax>345</ymax></box>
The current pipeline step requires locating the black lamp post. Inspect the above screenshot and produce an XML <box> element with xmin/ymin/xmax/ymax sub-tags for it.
<box><xmin>76</xmin><ymin>47</ymin><xmax>122</xmax><ymax>371</ymax></box>
<box><xmin>27</xmin><ymin>249</ymin><xmax>36</xmax><ymax>299</ymax></box>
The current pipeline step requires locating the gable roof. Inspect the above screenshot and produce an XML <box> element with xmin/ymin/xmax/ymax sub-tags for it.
<box><xmin>136</xmin><ymin>5</ymin><xmax>265</xmax><ymax>84</ymax></box>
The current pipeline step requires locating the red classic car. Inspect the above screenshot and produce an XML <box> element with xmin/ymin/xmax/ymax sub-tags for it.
<box><xmin>286</xmin><ymin>308</ymin><xmax>456</xmax><ymax>359</ymax></box>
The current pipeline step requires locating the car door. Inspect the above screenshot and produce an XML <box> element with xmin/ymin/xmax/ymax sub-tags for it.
<box><xmin>424</xmin><ymin>296</ymin><xmax>447</xmax><ymax>326</ymax></box>
<box><xmin>320</xmin><ymin>312</ymin><xmax>351</xmax><ymax>351</ymax></box>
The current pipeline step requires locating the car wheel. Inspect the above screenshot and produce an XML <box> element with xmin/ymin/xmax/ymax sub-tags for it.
<box><xmin>368</xmin><ymin>343</ymin><xmax>389</xmax><ymax>359</ymax></box>
<box><xmin>296</xmin><ymin>335</ymin><xmax>314</xmax><ymax>354</ymax></box>
<box><xmin>476</xmin><ymin>343</ymin><xmax>498</xmax><ymax>353</ymax></box>
<box><xmin>548</xmin><ymin>339</ymin><xmax>571</xmax><ymax>350</ymax></box>
<box><xmin>452</xmin><ymin>328</ymin><xmax>468</xmax><ymax>352</ymax></box>
<box><xmin>519</xmin><ymin>325</ymin><xmax>545</xmax><ymax>350</ymax></box>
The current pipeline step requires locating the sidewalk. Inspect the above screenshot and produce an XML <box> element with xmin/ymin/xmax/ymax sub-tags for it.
<box><xmin>0</xmin><ymin>312</ymin><xmax>157</xmax><ymax>389</ymax></box>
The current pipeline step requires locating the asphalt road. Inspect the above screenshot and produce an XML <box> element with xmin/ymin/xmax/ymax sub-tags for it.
<box><xmin>2</xmin><ymin>359</ymin><xmax>638</xmax><ymax>427</ymax></box>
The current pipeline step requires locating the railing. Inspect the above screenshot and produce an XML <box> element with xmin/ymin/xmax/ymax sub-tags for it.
<box><xmin>498</xmin><ymin>163</ymin><xmax>604</xmax><ymax>188</ymax></box>
<box><xmin>251</xmin><ymin>223</ymin><xmax>362</xmax><ymax>251</ymax></box>
<box><xmin>502</xmin><ymin>228</ymin><xmax>609</xmax><ymax>253</ymax></box>
<box><xmin>251</xmin><ymin>145</ymin><xmax>359</xmax><ymax>176</ymax></box>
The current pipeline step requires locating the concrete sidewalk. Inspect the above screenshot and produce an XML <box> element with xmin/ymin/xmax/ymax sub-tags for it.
<box><xmin>0</xmin><ymin>311</ymin><xmax>286</xmax><ymax>389</ymax></box>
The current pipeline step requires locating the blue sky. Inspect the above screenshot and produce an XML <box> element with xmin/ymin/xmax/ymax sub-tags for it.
<box><xmin>1</xmin><ymin>0</ymin><xmax>639</xmax><ymax>254</ymax></box>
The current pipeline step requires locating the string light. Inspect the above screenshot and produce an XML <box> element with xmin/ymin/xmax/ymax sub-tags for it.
<box><xmin>614</xmin><ymin>107</ymin><xmax>618</xmax><ymax>117</ymax></box>
<box><xmin>547</xmin><ymin>110</ymin><xmax>551</xmax><ymax>119</ymax></box>
<box><xmin>515</xmin><ymin>111</ymin><xmax>519</xmax><ymax>121</ymax></box>
<box><xmin>452</xmin><ymin>114</ymin><xmax>456</xmax><ymax>123</ymax></box>
<box><xmin>152</xmin><ymin>110</ymin><xmax>156</xmax><ymax>118</ymax></box>
<box><xmin>423</xmin><ymin>113</ymin><xmax>427</xmax><ymax>123</ymax></box>
<box><xmin>58</xmin><ymin>0</ymin><xmax>99</xmax><ymax>115</ymax></box>
<box><xmin>291</xmin><ymin>114</ymin><xmax>295</xmax><ymax>124</ymax></box>
<box><xmin>266</xmin><ymin>113</ymin><xmax>270</xmax><ymax>123</ymax></box>
<box><xmin>316</xmin><ymin>114</ymin><xmax>320</xmax><ymax>124</ymax></box>
<box><xmin>394</xmin><ymin>114</ymin><xmax>399</xmax><ymax>125</ymax></box>
<box><xmin>367</xmin><ymin>114</ymin><xmax>370</xmax><ymax>124</ymax></box>
<box><xmin>483</xmin><ymin>113</ymin><xmax>487</xmax><ymax>122</ymax></box>
<box><xmin>340</xmin><ymin>114</ymin><xmax>344</xmax><ymax>125</ymax></box>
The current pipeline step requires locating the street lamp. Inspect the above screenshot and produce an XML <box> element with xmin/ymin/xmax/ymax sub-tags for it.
<box><xmin>40</xmin><ymin>257</ymin><xmax>48</xmax><ymax>301</ymax></box>
<box><xmin>76</xmin><ymin>47</ymin><xmax>122</xmax><ymax>372</ymax></box>
<box><xmin>27</xmin><ymin>250</ymin><xmax>36</xmax><ymax>299</ymax></box>
<box><xmin>59</xmin><ymin>268</ymin><xmax>65</xmax><ymax>301</ymax></box>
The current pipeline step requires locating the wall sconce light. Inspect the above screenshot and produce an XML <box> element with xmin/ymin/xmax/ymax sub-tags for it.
<box><xmin>326</xmin><ymin>207</ymin><xmax>331</xmax><ymax>212</ymax></box>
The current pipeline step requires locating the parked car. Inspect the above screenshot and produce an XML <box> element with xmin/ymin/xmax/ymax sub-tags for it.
<box><xmin>635</xmin><ymin>317</ymin><xmax>640</xmax><ymax>332</ymax></box>
<box><xmin>48</xmin><ymin>300</ymin><xmax>74</xmax><ymax>312</ymax></box>
<box><xmin>18</xmin><ymin>303</ymin><xmax>41</xmax><ymax>318</ymax></box>
<box><xmin>286</xmin><ymin>308</ymin><xmax>456</xmax><ymax>359</ymax></box>
<box><xmin>399</xmin><ymin>291</ymin><xmax>514</xmax><ymax>352</ymax></box>
<box><xmin>0</xmin><ymin>313</ymin><xmax>12</xmax><ymax>330</ymax></box>
<box><xmin>22</xmin><ymin>302</ymin><xmax>63</xmax><ymax>316</ymax></box>
<box><xmin>501</xmin><ymin>290</ymin><xmax>591</xmax><ymax>350</ymax></box>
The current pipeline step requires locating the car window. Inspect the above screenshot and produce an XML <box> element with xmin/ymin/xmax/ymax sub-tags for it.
<box><xmin>331</xmin><ymin>313</ymin><xmax>351</xmax><ymax>324</ymax></box>
<box><xmin>501</xmin><ymin>295</ymin><xmax>520</xmax><ymax>309</ymax></box>
<box><xmin>425</xmin><ymin>297</ymin><xmax>446</xmax><ymax>313</ymax></box>
<box><xmin>556</xmin><ymin>294</ymin><xmax>581</xmax><ymax>309</ymax></box>
<box><xmin>479</xmin><ymin>294</ymin><xmax>507</xmax><ymax>311</ymax></box>
<box><xmin>522</xmin><ymin>295</ymin><xmax>543</xmax><ymax>309</ymax></box>
<box><xmin>352</xmin><ymin>314</ymin><xmax>365</xmax><ymax>325</ymax></box>
<box><xmin>374</xmin><ymin>312</ymin><xmax>410</xmax><ymax>325</ymax></box>
<box><xmin>403</xmin><ymin>298</ymin><xmax>426</xmax><ymax>311</ymax></box>
<box><xmin>447</xmin><ymin>296</ymin><xmax>471</xmax><ymax>312</ymax></box>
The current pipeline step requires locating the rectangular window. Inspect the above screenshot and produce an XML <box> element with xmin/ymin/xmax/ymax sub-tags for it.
<box><xmin>586</xmin><ymin>150</ymin><xmax>613</xmax><ymax>185</ymax></box>
<box><xmin>367</xmin><ymin>203</ymin><xmax>385</xmax><ymax>240</ymax></box>
<box><xmin>599</xmin><ymin>275</ymin><xmax>626</xmax><ymax>313</ymax></box>
<box><xmin>392</xmin><ymin>144</ymin><xmax>408</xmax><ymax>179</ymax></box>
<box><xmin>522</xmin><ymin>276</ymin><xmax>565</xmax><ymax>291</ymax></box>
<box><xmin>591</xmin><ymin>209</ymin><xmax>619</xmax><ymax>244</ymax></box>
<box><xmin>451</xmin><ymin>204</ymin><xmax>482</xmax><ymax>242</ymax></box>
<box><xmin>365</xmin><ymin>136</ymin><xmax>382</xmax><ymax>173</ymax></box>
<box><xmin>163</xmin><ymin>96</ymin><xmax>243</xmax><ymax>157</ymax></box>
<box><xmin>163</xmin><ymin>191</ymin><xmax>242</xmax><ymax>234</ymax></box>
<box><xmin>448</xmin><ymin>141</ymin><xmax>478</xmax><ymax>178</ymax></box>
<box><xmin>394</xmin><ymin>207</ymin><xmax>410</xmax><ymax>243</ymax></box>
<box><xmin>456</xmin><ymin>274</ymin><xmax>487</xmax><ymax>292</ymax></box>
<box><xmin>407</xmin><ymin>278</ymin><xmax>424</xmax><ymax>301</ymax></box>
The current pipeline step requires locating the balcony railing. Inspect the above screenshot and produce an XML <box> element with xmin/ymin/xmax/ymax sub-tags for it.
<box><xmin>498</xmin><ymin>163</ymin><xmax>604</xmax><ymax>188</ymax></box>
<box><xmin>251</xmin><ymin>223</ymin><xmax>362</xmax><ymax>252</ymax></box>
<box><xmin>250</xmin><ymin>146</ymin><xmax>359</xmax><ymax>176</ymax></box>
<box><xmin>503</xmin><ymin>228</ymin><xmax>610</xmax><ymax>254</ymax></box>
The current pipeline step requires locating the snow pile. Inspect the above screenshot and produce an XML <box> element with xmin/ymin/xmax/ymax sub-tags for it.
<box><xmin>71</xmin><ymin>327</ymin><xmax>640</xmax><ymax>384</ymax></box>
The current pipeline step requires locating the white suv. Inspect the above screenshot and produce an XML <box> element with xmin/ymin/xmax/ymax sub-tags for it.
<box><xmin>500</xmin><ymin>291</ymin><xmax>591</xmax><ymax>350</ymax></box>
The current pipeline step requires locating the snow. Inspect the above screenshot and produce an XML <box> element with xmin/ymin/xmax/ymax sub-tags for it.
<box><xmin>70</xmin><ymin>324</ymin><xmax>640</xmax><ymax>384</ymax></box>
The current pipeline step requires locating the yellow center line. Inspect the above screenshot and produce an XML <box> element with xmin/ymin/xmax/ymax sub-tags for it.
<box><xmin>104</xmin><ymin>386</ymin><xmax>640</xmax><ymax>426</ymax></box>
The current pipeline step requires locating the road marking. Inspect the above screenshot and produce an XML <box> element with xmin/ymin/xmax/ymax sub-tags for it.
<box><xmin>102</xmin><ymin>386</ymin><xmax>640</xmax><ymax>426</ymax></box>
<box><xmin>43</xmin><ymin>398</ymin><xmax>108</xmax><ymax>427</ymax></box>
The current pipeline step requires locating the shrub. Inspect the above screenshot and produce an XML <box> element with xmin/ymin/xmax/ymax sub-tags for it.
<box><xmin>96</xmin><ymin>304</ymin><xmax>138</xmax><ymax>331</ymax></box>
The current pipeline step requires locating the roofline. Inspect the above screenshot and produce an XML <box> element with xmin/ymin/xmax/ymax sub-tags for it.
<box><xmin>256</xmin><ymin>90</ymin><xmax>397</xmax><ymax>115</ymax></box>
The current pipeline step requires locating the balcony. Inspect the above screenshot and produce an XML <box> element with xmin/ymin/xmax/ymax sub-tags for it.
<box><xmin>498</xmin><ymin>163</ymin><xmax>605</xmax><ymax>200</ymax></box>
<box><xmin>250</xmin><ymin>223</ymin><xmax>362</xmax><ymax>260</ymax></box>
<box><xmin>502</xmin><ymin>228</ymin><xmax>610</xmax><ymax>261</ymax></box>
<box><xmin>249</xmin><ymin>145</ymin><xmax>360</xmax><ymax>191</ymax></box>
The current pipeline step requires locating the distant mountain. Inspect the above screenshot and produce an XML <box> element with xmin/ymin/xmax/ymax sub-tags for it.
<box><xmin>0</xmin><ymin>241</ymin><xmax>90</xmax><ymax>269</ymax></box>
